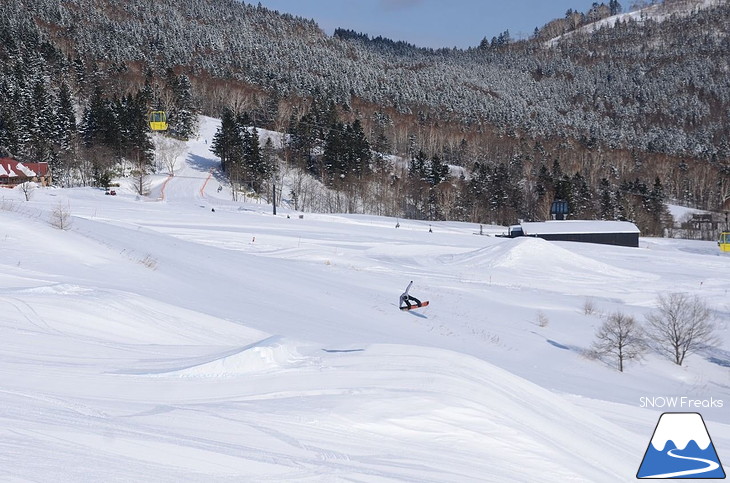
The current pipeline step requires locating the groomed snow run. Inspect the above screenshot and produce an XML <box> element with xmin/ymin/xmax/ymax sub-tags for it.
<box><xmin>0</xmin><ymin>116</ymin><xmax>728</xmax><ymax>481</ymax></box>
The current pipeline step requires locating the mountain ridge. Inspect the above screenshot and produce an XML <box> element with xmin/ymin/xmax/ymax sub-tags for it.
<box><xmin>7</xmin><ymin>0</ymin><xmax>728</xmax><ymax>157</ymax></box>
<box><xmin>1</xmin><ymin>0</ymin><xmax>728</xmax><ymax>223</ymax></box>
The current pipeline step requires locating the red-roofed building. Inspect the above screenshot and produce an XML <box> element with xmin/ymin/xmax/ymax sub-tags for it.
<box><xmin>0</xmin><ymin>158</ymin><xmax>51</xmax><ymax>187</ymax></box>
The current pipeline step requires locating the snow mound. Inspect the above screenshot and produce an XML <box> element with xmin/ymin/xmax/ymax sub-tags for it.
<box><xmin>446</xmin><ymin>237</ymin><xmax>643</xmax><ymax>280</ymax></box>
<box><xmin>328</xmin><ymin>344</ymin><xmax>640</xmax><ymax>481</ymax></box>
<box><xmin>159</xmin><ymin>336</ymin><xmax>308</xmax><ymax>377</ymax></box>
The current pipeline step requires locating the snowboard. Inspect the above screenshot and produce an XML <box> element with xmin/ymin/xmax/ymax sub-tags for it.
<box><xmin>400</xmin><ymin>301</ymin><xmax>429</xmax><ymax>311</ymax></box>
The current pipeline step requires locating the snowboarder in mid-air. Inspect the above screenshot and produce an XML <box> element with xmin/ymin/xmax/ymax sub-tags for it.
<box><xmin>399</xmin><ymin>281</ymin><xmax>422</xmax><ymax>310</ymax></box>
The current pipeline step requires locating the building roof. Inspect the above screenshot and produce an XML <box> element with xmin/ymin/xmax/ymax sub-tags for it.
<box><xmin>0</xmin><ymin>158</ymin><xmax>49</xmax><ymax>178</ymax></box>
<box><xmin>520</xmin><ymin>220</ymin><xmax>640</xmax><ymax>235</ymax></box>
<box><xmin>21</xmin><ymin>162</ymin><xmax>49</xmax><ymax>177</ymax></box>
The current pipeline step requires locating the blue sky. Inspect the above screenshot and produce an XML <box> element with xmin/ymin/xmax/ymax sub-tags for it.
<box><xmin>253</xmin><ymin>0</ymin><xmax>612</xmax><ymax>49</ymax></box>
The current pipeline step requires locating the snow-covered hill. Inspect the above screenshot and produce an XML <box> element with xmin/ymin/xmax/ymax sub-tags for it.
<box><xmin>0</xmin><ymin>116</ymin><xmax>728</xmax><ymax>481</ymax></box>
<box><xmin>547</xmin><ymin>0</ymin><xmax>727</xmax><ymax>46</ymax></box>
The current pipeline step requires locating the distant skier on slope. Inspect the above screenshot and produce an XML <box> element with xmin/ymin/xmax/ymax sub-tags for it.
<box><xmin>399</xmin><ymin>281</ymin><xmax>422</xmax><ymax>310</ymax></box>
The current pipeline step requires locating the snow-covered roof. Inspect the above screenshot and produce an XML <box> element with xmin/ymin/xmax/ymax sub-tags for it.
<box><xmin>15</xmin><ymin>163</ymin><xmax>35</xmax><ymax>177</ymax></box>
<box><xmin>520</xmin><ymin>220</ymin><xmax>640</xmax><ymax>235</ymax></box>
<box><xmin>0</xmin><ymin>158</ymin><xmax>49</xmax><ymax>179</ymax></box>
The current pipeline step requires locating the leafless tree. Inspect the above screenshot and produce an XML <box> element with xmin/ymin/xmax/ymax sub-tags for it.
<box><xmin>19</xmin><ymin>182</ymin><xmax>35</xmax><ymax>201</ymax></box>
<box><xmin>50</xmin><ymin>200</ymin><xmax>72</xmax><ymax>230</ymax></box>
<box><xmin>131</xmin><ymin>167</ymin><xmax>150</xmax><ymax>196</ymax></box>
<box><xmin>629</xmin><ymin>0</ymin><xmax>650</xmax><ymax>10</ymax></box>
<box><xmin>153</xmin><ymin>135</ymin><xmax>186</xmax><ymax>175</ymax></box>
<box><xmin>645</xmin><ymin>293</ymin><xmax>718</xmax><ymax>366</ymax></box>
<box><xmin>130</xmin><ymin>150</ymin><xmax>151</xmax><ymax>196</ymax></box>
<box><xmin>583</xmin><ymin>298</ymin><xmax>598</xmax><ymax>315</ymax></box>
<box><xmin>227</xmin><ymin>163</ymin><xmax>244</xmax><ymax>202</ymax></box>
<box><xmin>592</xmin><ymin>311</ymin><xmax>646</xmax><ymax>372</ymax></box>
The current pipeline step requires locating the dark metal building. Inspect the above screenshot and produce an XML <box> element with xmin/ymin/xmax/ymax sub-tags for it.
<box><xmin>506</xmin><ymin>220</ymin><xmax>640</xmax><ymax>247</ymax></box>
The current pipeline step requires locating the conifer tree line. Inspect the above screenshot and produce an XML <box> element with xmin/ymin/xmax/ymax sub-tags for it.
<box><xmin>210</xmin><ymin>108</ymin><xmax>276</xmax><ymax>198</ymax></box>
<box><xmin>0</xmin><ymin>0</ymin><xmax>728</xmax><ymax>235</ymax></box>
<box><xmin>207</xmin><ymin>97</ymin><xmax>672</xmax><ymax>234</ymax></box>
<box><xmin>0</xmin><ymin>26</ymin><xmax>198</xmax><ymax>189</ymax></box>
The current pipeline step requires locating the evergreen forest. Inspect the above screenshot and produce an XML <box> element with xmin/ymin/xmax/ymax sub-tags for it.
<box><xmin>1</xmin><ymin>0</ymin><xmax>729</xmax><ymax>235</ymax></box>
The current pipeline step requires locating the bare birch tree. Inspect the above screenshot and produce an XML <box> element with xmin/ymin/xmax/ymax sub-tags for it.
<box><xmin>645</xmin><ymin>293</ymin><xmax>718</xmax><ymax>366</ymax></box>
<box><xmin>50</xmin><ymin>200</ymin><xmax>72</xmax><ymax>230</ymax></box>
<box><xmin>592</xmin><ymin>311</ymin><xmax>646</xmax><ymax>372</ymax></box>
<box><xmin>153</xmin><ymin>135</ymin><xmax>186</xmax><ymax>175</ymax></box>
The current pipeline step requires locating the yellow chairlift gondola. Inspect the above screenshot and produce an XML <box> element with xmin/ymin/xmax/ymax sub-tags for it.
<box><xmin>148</xmin><ymin>111</ymin><xmax>168</xmax><ymax>131</ymax></box>
<box><xmin>718</xmin><ymin>232</ymin><xmax>730</xmax><ymax>253</ymax></box>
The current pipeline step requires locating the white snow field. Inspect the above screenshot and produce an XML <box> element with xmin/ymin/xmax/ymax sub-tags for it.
<box><xmin>1</xmin><ymin>117</ymin><xmax>728</xmax><ymax>482</ymax></box>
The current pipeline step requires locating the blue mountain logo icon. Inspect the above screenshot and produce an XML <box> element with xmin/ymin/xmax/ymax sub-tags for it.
<box><xmin>637</xmin><ymin>412</ymin><xmax>726</xmax><ymax>479</ymax></box>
